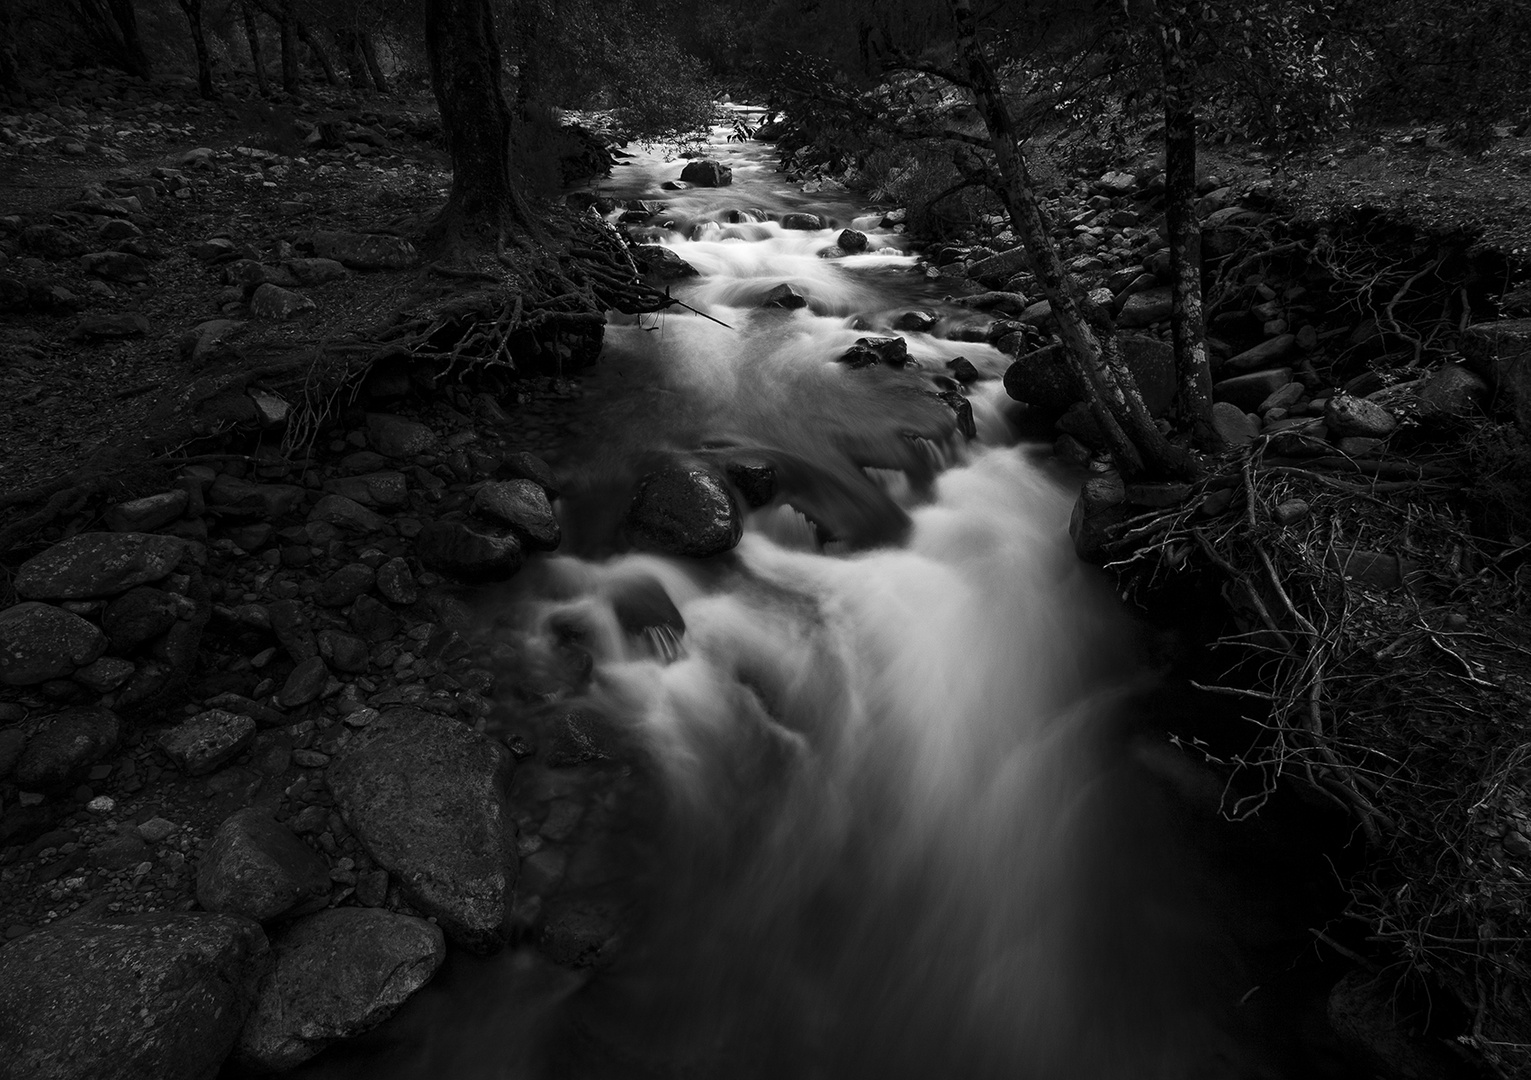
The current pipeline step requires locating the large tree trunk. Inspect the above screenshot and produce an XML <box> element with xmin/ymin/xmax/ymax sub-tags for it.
<box><xmin>359</xmin><ymin>32</ymin><xmax>389</xmax><ymax>94</ymax></box>
<box><xmin>241</xmin><ymin>0</ymin><xmax>269</xmax><ymax>95</ymax></box>
<box><xmin>515</xmin><ymin>0</ymin><xmax>545</xmax><ymax>113</ymax></box>
<box><xmin>1159</xmin><ymin>1</ymin><xmax>1219</xmax><ymax>449</ymax></box>
<box><xmin>178</xmin><ymin>0</ymin><xmax>216</xmax><ymax>101</ymax></box>
<box><xmin>78</xmin><ymin>0</ymin><xmax>153</xmax><ymax>79</ymax></box>
<box><xmin>0</xmin><ymin>5</ymin><xmax>21</xmax><ymax>92</ymax></box>
<box><xmin>947</xmin><ymin>0</ymin><xmax>1194</xmax><ymax>479</ymax></box>
<box><xmin>425</xmin><ymin>0</ymin><xmax>539</xmax><ymax>252</ymax></box>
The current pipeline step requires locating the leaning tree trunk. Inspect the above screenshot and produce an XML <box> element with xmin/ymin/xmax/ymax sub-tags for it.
<box><xmin>359</xmin><ymin>31</ymin><xmax>388</xmax><ymax>94</ymax></box>
<box><xmin>947</xmin><ymin>0</ymin><xmax>1194</xmax><ymax>478</ymax></box>
<box><xmin>337</xmin><ymin>28</ymin><xmax>372</xmax><ymax>91</ymax></box>
<box><xmin>241</xmin><ymin>0</ymin><xmax>269</xmax><ymax>95</ymax></box>
<box><xmin>297</xmin><ymin>20</ymin><xmax>341</xmax><ymax>86</ymax></box>
<box><xmin>425</xmin><ymin>0</ymin><xmax>539</xmax><ymax>252</ymax></box>
<box><xmin>1159</xmin><ymin>1</ymin><xmax>1219</xmax><ymax>450</ymax></box>
<box><xmin>178</xmin><ymin>0</ymin><xmax>216</xmax><ymax>100</ymax></box>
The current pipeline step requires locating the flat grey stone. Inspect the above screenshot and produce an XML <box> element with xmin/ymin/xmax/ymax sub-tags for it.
<box><xmin>0</xmin><ymin>602</ymin><xmax>107</xmax><ymax>685</ymax></box>
<box><xmin>15</xmin><ymin>532</ymin><xmax>188</xmax><ymax>600</ymax></box>
<box><xmin>159</xmin><ymin>709</ymin><xmax>256</xmax><ymax>776</ymax></box>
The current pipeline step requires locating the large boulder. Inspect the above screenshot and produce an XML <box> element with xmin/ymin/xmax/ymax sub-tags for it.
<box><xmin>0</xmin><ymin>602</ymin><xmax>108</xmax><ymax>685</ymax></box>
<box><xmin>625</xmin><ymin>468</ymin><xmax>743</xmax><ymax>557</ymax></box>
<box><xmin>15</xmin><ymin>532</ymin><xmax>188</xmax><ymax>600</ymax></box>
<box><xmin>1460</xmin><ymin>319</ymin><xmax>1531</xmax><ymax>433</ymax></box>
<box><xmin>327</xmin><ymin>707</ymin><xmax>518</xmax><ymax>951</ymax></box>
<box><xmin>0</xmin><ymin>910</ymin><xmax>268</xmax><ymax>1080</ymax></box>
<box><xmin>13</xmin><ymin>706</ymin><xmax>121</xmax><ymax>789</ymax></box>
<box><xmin>632</xmin><ymin>245</ymin><xmax>698</xmax><ymax>281</ymax></box>
<box><xmin>1002</xmin><ymin>335</ymin><xmax>1175</xmax><ymax>418</ymax></box>
<box><xmin>965</xmin><ymin>247</ymin><xmax>1030</xmax><ymax>288</ymax></box>
<box><xmin>235</xmin><ymin>908</ymin><xmax>445</xmax><ymax>1071</ymax></box>
<box><xmin>196</xmin><ymin>808</ymin><xmax>332</xmax><ymax>923</ymax></box>
<box><xmin>679</xmin><ymin>159</ymin><xmax>732</xmax><ymax>187</ymax></box>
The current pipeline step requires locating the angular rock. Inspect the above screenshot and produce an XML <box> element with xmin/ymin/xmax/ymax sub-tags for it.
<box><xmin>417</xmin><ymin>520</ymin><xmax>525</xmax><ymax>582</ymax></box>
<box><xmin>966</xmin><ymin>247</ymin><xmax>1030</xmax><ymax>288</ymax></box>
<box><xmin>0</xmin><ymin>602</ymin><xmax>107</xmax><ymax>686</ymax></box>
<box><xmin>473</xmin><ymin>480</ymin><xmax>560</xmax><ymax>550</ymax></box>
<box><xmin>725</xmin><ymin>458</ymin><xmax>777</xmax><ymax>508</ymax></box>
<box><xmin>103</xmin><ymin>586</ymin><xmax>188</xmax><ymax>653</ymax></box>
<box><xmin>14</xmin><ymin>706</ymin><xmax>120</xmax><ymax>789</ymax></box>
<box><xmin>322</xmin><ymin>471</ymin><xmax>408</xmax><ymax>509</ymax></box>
<box><xmin>75</xmin><ymin>655</ymin><xmax>135</xmax><ymax>692</ymax></box>
<box><xmin>1417</xmin><ymin>362</ymin><xmax>1488</xmax><ymax>419</ymax></box>
<box><xmin>309</xmin><ymin>494</ymin><xmax>388</xmax><ymax>533</ymax></box>
<box><xmin>250</xmin><ymin>283</ymin><xmax>316</xmax><ymax>321</ymax></box>
<box><xmin>315</xmin><ymin>563</ymin><xmax>377</xmax><ymax>607</ymax></box>
<box><xmin>279</xmin><ymin>656</ymin><xmax>330</xmax><ymax>707</ymax></box>
<box><xmin>104</xmin><ymin>489</ymin><xmax>189</xmax><ymax>532</ymax></box>
<box><xmin>208</xmin><ymin>476</ymin><xmax>306</xmax><ymax>519</ymax></box>
<box><xmin>1116</xmin><ymin>286</ymin><xmax>1173</xmax><ymax>328</ymax></box>
<box><xmin>762</xmin><ymin>282</ymin><xmax>808</xmax><ymax>309</ymax></box>
<box><xmin>1213</xmin><ymin>368</ymin><xmax>1294</xmax><ymax>413</ymax></box>
<box><xmin>179</xmin><ymin>318</ymin><xmax>244</xmax><ymax>366</ymax></box>
<box><xmin>1222</xmin><ymin>334</ymin><xmax>1296</xmax><ymax>373</ymax></box>
<box><xmin>947</xmin><ymin>356</ymin><xmax>983</xmax><ymax>383</ymax></box>
<box><xmin>780</xmin><ymin>212</ymin><xmax>822</xmax><ymax>230</ymax></box>
<box><xmin>1460</xmin><ymin>319</ymin><xmax>1531</xmax><ymax>432</ymax></box>
<box><xmin>310</xmin><ymin>231</ymin><xmax>419</xmax><ymax>270</ymax></box>
<box><xmin>0</xmin><ymin>911</ymin><xmax>268</xmax><ymax>1080</ymax></box>
<box><xmin>159</xmin><ymin>709</ymin><xmax>257</xmax><ymax>776</ymax></box>
<box><xmin>1212</xmin><ymin>401</ymin><xmax>1260</xmax><ymax>446</ymax></box>
<box><xmin>1325</xmin><ymin>393</ymin><xmax>1397</xmax><ymax>439</ymax></box>
<box><xmin>500</xmin><ymin>450</ymin><xmax>561</xmax><ymax>496</ymax></box>
<box><xmin>197</xmin><ymin>808</ymin><xmax>331</xmax><ymax>923</ymax></box>
<box><xmin>366</xmin><ymin>413</ymin><xmax>437</xmax><ymax>458</ymax></box>
<box><xmin>1003</xmin><ymin>335</ymin><xmax>1175</xmax><ymax>418</ymax></box>
<box><xmin>68</xmin><ymin>313</ymin><xmax>150</xmax><ymax>341</ymax></box>
<box><xmin>837</xmin><ymin>229</ymin><xmax>868</xmax><ymax>253</ymax></box>
<box><xmin>236</xmin><ymin>908</ymin><xmax>445</xmax><ymax>1072</ymax></box>
<box><xmin>283</xmin><ymin>257</ymin><xmax>347</xmax><ymax>284</ymax></box>
<box><xmin>15</xmin><ymin>532</ymin><xmax>188</xmax><ymax>600</ymax></box>
<box><xmin>1258</xmin><ymin>381</ymin><xmax>1306</xmax><ymax>414</ymax></box>
<box><xmin>893</xmin><ymin>310</ymin><xmax>937</xmax><ymax>332</ymax></box>
<box><xmin>679</xmin><ymin>160</ymin><xmax>731</xmax><ymax>186</ymax></box>
<box><xmin>80</xmin><ymin>250</ymin><xmax>150</xmax><ymax>283</ymax></box>
<box><xmin>328</xmin><ymin>707</ymin><xmax>518</xmax><ymax>950</ymax></box>
<box><xmin>632</xmin><ymin>244</ymin><xmax>698</xmax><ymax>280</ymax></box>
<box><xmin>318</xmin><ymin>629</ymin><xmax>370</xmax><ymax>673</ymax></box>
<box><xmin>837</xmin><ymin>335</ymin><xmax>908</xmax><ymax>369</ymax></box>
<box><xmin>375</xmin><ymin>557</ymin><xmax>418</xmax><ymax>605</ymax></box>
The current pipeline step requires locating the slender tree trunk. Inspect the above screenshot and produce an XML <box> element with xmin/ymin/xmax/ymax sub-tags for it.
<box><xmin>337</xmin><ymin>28</ymin><xmax>372</xmax><ymax>91</ymax></box>
<box><xmin>178</xmin><ymin>0</ymin><xmax>216</xmax><ymax>101</ymax></box>
<box><xmin>947</xmin><ymin>0</ymin><xmax>1194</xmax><ymax>478</ymax></box>
<box><xmin>278</xmin><ymin>0</ymin><xmax>299</xmax><ymax>92</ymax></box>
<box><xmin>79</xmin><ymin>0</ymin><xmax>153</xmax><ymax>79</ymax></box>
<box><xmin>241</xmin><ymin>0</ymin><xmax>269</xmax><ymax>95</ymax></box>
<box><xmin>1159</xmin><ymin>2</ymin><xmax>1219</xmax><ymax>449</ymax></box>
<box><xmin>359</xmin><ymin>32</ymin><xmax>388</xmax><ymax>94</ymax></box>
<box><xmin>425</xmin><ymin>0</ymin><xmax>539</xmax><ymax>250</ymax></box>
<box><xmin>298</xmin><ymin>21</ymin><xmax>341</xmax><ymax>86</ymax></box>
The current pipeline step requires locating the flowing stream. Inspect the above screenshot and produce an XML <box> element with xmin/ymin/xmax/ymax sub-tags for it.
<box><xmin>296</xmin><ymin>110</ymin><xmax>1347</xmax><ymax>1080</ymax></box>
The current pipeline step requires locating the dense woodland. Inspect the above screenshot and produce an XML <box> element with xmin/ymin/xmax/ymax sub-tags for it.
<box><xmin>3</xmin><ymin>2</ymin><xmax>1531</xmax><ymax>1078</ymax></box>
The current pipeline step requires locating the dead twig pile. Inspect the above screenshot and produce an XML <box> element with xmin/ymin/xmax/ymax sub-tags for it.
<box><xmin>1100</xmin><ymin>434</ymin><xmax>1531</xmax><ymax>1077</ymax></box>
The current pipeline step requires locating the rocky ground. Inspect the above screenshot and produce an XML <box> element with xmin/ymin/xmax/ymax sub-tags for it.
<box><xmin>4</xmin><ymin>62</ymin><xmax>1531</xmax><ymax>1080</ymax></box>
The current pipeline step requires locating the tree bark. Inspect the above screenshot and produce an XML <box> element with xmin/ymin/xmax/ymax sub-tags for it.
<box><xmin>78</xmin><ymin>0</ymin><xmax>153</xmax><ymax>79</ymax></box>
<box><xmin>337</xmin><ymin>28</ymin><xmax>372</xmax><ymax>91</ymax></box>
<box><xmin>425</xmin><ymin>0</ymin><xmax>539</xmax><ymax>251</ymax></box>
<box><xmin>1158</xmin><ymin>2</ymin><xmax>1219</xmax><ymax>450</ymax></box>
<box><xmin>297</xmin><ymin>20</ymin><xmax>341</xmax><ymax>86</ymax></box>
<box><xmin>278</xmin><ymin>0</ymin><xmax>299</xmax><ymax>93</ymax></box>
<box><xmin>359</xmin><ymin>31</ymin><xmax>388</xmax><ymax>94</ymax></box>
<box><xmin>241</xmin><ymin>0</ymin><xmax>269</xmax><ymax>95</ymax></box>
<box><xmin>0</xmin><ymin>4</ymin><xmax>21</xmax><ymax>92</ymax></box>
<box><xmin>178</xmin><ymin>0</ymin><xmax>216</xmax><ymax>101</ymax></box>
<box><xmin>947</xmin><ymin>0</ymin><xmax>1194</xmax><ymax>478</ymax></box>
<box><xmin>515</xmin><ymin>0</ymin><xmax>545</xmax><ymax>113</ymax></box>
<box><xmin>107</xmin><ymin>0</ymin><xmax>152</xmax><ymax>79</ymax></box>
